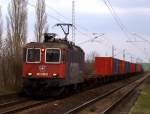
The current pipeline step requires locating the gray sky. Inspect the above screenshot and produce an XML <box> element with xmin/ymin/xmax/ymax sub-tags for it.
<box><xmin>1</xmin><ymin>0</ymin><xmax>150</xmax><ymax>62</ymax></box>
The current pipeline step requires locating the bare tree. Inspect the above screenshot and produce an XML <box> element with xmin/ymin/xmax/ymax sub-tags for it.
<box><xmin>0</xmin><ymin>6</ymin><xmax>3</xmax><ymax>88</ymax></box>
<box><xmin>7</xmin><ymin>0</ymin><xmax>27</xmax><ymax>50</ymax></box>
<box><xmin>86</xmin><ymin>51</ymin><xmax>99</xmax><ymax>63</ymax></box>
<box><xmin>0</xmin><ymin>6</ymin><xmax>2</xmax><ymax>51</ymax></box>
<box><xmin>35</xmin><ymin>0</ymin><xmax>48</xmax><ymax>42</ymax></box>
<box><xmin>85</xmin><ymin>51</ymin><xmax>99</xmax><ymax>75</ymax></box>
<box><xmin>5</xmin><ymin>0</ymin><xmax>28</xmax><ymax>89</ymax></box>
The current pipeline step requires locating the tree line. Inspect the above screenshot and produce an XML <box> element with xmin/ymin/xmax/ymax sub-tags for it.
<box><xmin>0</xmin><ymin>0</ymin><xmax>48</xmax><ymax>91</ymax></box>
<box><xmin>0</xmin><ymin>0</ymin><xmax>97</xmax><ymax>91</ymax></box>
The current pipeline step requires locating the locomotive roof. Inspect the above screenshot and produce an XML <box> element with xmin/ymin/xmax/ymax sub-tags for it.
<box><xmin>24</xmin><ymin>40</ymin><xmax>84</xmax><ymax>53</ymax></box>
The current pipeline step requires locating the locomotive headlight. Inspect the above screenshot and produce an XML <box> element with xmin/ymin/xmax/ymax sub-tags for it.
<box><xmin>41</xmin><ymin>48</ymin><xmax>45</xmax><ymax>52</ymax></box>
<box><xmin>28</xmin><ymin>73</ymin><xmax>32</xmax><ymax>76</ymax></box>
<box><xmin>52</xmin><ymin>73</ymin><xmax>57</xmax><ymax>77</ymax></box>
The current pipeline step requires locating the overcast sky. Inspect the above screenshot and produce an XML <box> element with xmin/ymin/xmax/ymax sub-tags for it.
<box><xmin>1</xmin><ymin>0</ymin><xmax>150</xmax><ymax>62</ymax></box>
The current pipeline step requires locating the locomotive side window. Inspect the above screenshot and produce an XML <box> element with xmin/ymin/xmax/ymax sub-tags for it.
<box><xmin>26</xmin><ymin>48</ymin><xmax>40</xmax><ymax>63</ymax></box>
<box><xmin>46</xmin><ymin>49</ymin><xmax>61</xmax><ymax>63</ymax></box>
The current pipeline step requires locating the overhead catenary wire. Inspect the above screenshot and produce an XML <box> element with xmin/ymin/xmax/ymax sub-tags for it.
<box><xmin>43</xmin><ymin>1</ymin><xmax>92</xmax><ymax>34</ymax></box>
<box><xmin>132</xmin><ymin>33</ymin><xmax>150</xmax><ymax>44</ymax></box>
<box><xmin>103</xmin><ymin>0</ymin><xmax>131</xmax><ymax>40</ymax></box>
<box><xmin>40</xmin><ymin>2</ymin><xmax>92</xmax><ymax>34</ymax></box>
<box><xmin>28</xmin><ymin>1</ymin><xmax>96</xmax><ymax>43</ymax></box>
<box><xmin>103</xmin><ymin>0</ymin><xmax>148</xmax><ymax>61</ymax></box>
<box><xmin>46</xmin><ymin>4</ymin><xmax>72</xmax><ymax>22</ymax></box>
<box><xmin>104</xmin><ymin>0</ymin><xmax>149</xmax><ymax>46</ymax></box>
<box><xmin>28</xmin><ymin>0</ymin><xmax>147</xmax><ymax>62</ymax></box>
<box><xmin>64</xmin><ymin>1</ymin><xmax>148</xmax><ymax>61</ymax></box>
<box><xmin>28</xmin><ymin>2</ymin><xmax>64</xmax><ymax>23</ymax></box>
<box><xmin>28</xmin><ymin>0</ymin><xmax>115</xmax><ymax>51</ymax></box>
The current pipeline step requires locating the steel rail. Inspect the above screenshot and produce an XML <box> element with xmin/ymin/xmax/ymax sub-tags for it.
<box><xmin>64</xmin><ymin>73</ymin><xmax>150</xmax><ymax>114</ymax></box>
<box><xmin>0</xmin><ymin>98</ymin><xmax>28</xmax><ymax>108</ymax></box>
<box><xmin>101</xmin><ymin>73</ymin><xmax>150</xmax><ymax>114</ymax></box>
<box><xmin>0</xmin><ymin>98</ymin><xmax>54</xmax><ymax>114</ymax></box>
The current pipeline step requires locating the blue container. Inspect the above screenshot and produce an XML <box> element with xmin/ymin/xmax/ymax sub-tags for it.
<box><xmin>125</xmin><ymin>61</ymin><xmax>130</xmax><ymax>73</ymax></box>
<box><xmin>113</xmin><ymin>58</ymin><xmax>120</xmax><ymax>75</ymax></box>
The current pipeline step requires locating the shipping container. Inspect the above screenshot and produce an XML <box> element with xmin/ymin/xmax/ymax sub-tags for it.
<box><xmin>130</xmin><ymin>63</ymin><xmax>135</xmax><ymax>73</ymax></box>
<box><xmin>95</xmin><ymin>57</ymin><xmax>121</xmax><ymax>77</ymax></box>
<box><xmin>114</xmin><ymin>58</ymin><xmax>120</xmax><ymax>75</ymax></box>
<box><xmin>139</xmin><ymin>64</ymin><xmax>143</xmax><ymax>72</ymax></box>
<box><xmin>125</xmin><ymin>61</ymin><xmax>130</xmax><ymax>74</ymax></box>
<box><xmin>95</xmin><ymin>57</ymin><xmax>114</xmax><ymax>77</ymax></box>
<box><xmin>119</xmin><ymin>60</ymin><xmax>125</xmax><ymax>74</ymax></box>
<box><xmin>135</xmin><ymin>64</ymin><xmax>139</xmax><ymax>72</ymax></box>
<box><xmin>136</xmin><ymin>64</ymin><xmax>142</xmax><ymax>72</ymax></box>
<box><xmin>136</xmin><ymin>64</ymin><xmax>139</xmax><ymax>72</ymax></box>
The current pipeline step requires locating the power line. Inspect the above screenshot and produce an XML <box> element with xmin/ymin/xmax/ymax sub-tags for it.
<box><xmin>77</xmin><ymin>33</ymin><xmax>104</xmax><ymax>45</ymax></box>
<box><xmin>132</xmin><ymin>33</ymin><xmax>150</xmax><ymax>44</ymax></box>
<box><xmin>46</xmin><ymin>4</ymin><xmax>71</xmax><ymax>22</ymax></box>
<box><xmin>28</xmin><ymin>1</ymin><xmax>99</xmax><ymax>45</ymax></box>
<box><xmin>103</xmin><ymin>0</ymin><xmax>131</xmax><ymax>40</ymax></box>
<box><xmin>28</xmin><ymin>2</ymin><xmax>64</xmax><ymax>23</ymax></box>
<box><xmin>103</xmin><ymin>0</ymin><xmax>148</xmax><ymax>61</ymax></box>
<box><xmin>42</xmin><ymin>2</ymin><xmax>92</xmax><ymax>35</ymax></box>
<box><xmin>42</xmin><ymin>1</ymin><xmax>91</xmax><ymax>34</ymax></box>
<box><xmin>28</xmin><ymin>2</ymin><xmax>94</xmax><ymax>42</ymax></box>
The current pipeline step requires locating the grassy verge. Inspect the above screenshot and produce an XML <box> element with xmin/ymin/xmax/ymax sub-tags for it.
<box><xmin>130</xmin><ymin>76</ymin><xmax>150</xmax><ymax>114</ymax></box>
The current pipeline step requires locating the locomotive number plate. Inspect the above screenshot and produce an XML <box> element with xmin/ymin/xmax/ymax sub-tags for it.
<box><xmin>36</xmin><ymin>73</ymin><xmax>48</xmax><ymax>76</ymax></box>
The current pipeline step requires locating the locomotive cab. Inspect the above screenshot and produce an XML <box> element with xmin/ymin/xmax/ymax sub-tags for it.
<box><xmin>23</xmin><ymin>47</ymin><xmax>67</xmax><ymax>79</ymax></box>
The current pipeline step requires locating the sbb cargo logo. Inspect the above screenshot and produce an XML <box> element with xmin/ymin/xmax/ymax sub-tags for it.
<box><xmin>38</xmin><ymin>65</ymin><xmax>47</xmax><ymax>72</ymax></box>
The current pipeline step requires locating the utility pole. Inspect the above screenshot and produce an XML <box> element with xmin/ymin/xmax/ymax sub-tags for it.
<box><xmin>72</xmin><ymin>0</ymin><xmax>75</xmax><ymax>42</ymax></box>
<box><xmin>123</xmin><ymin>49</ymin><xmax>125</xmax><ymax>60</ymax></box>
<box><xmin>131</xmin><ymin>56</ymin><xmax>133</xmax><ymax>62</ymax></box>
<box><xmin>112</xmin><ymin>45</ymin><xmax>115</xmax><ymax>58</ymax></box>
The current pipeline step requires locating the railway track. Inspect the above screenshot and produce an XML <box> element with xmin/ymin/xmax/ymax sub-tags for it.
<box><xmin>75</xmin><ymin>73</ymin><xmax>150</xmax><ymax>114</ymax></box>
<box><xmin>0</xmin><ymin>98</ymin><xmax>54</xmax><ymax>114</ymax></box>
<box><xmin>0</xmin><ymin>73</ymin><xmax>147</xmax><ymax>114</ymax></box>
<box><xmin>13</xmin><ymin>73</ymin><xmax>148</xmax><ymax>114</ymax></box>
<box><xmin>0</xmin><ymin>98</ymin><xmax>28</xmax><ymax>108</ymax></box>
<box><xmin>100</xmin><ymin>75</ymin><xmax>149</xmax><ymax>114</ymax></box>
<box><xmin>0</xmin><ymin>92</ymin><xmax>55</xmax><ymax>114</ymax></box>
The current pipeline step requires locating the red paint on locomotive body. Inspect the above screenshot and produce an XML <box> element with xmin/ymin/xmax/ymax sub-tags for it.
<box><xmin>23</xmin><ymin>63</ymin><xmax>66</xmax><ymax>78</ymax></box>
<box><xmin>22</xmin><ymin>38</ymin><xmax>85</xmax><ymax>89</ymax></box>
<box><xmin>23</xmin><ymin>47</ymin><xmax>66</xmax><ymax>79</ymax></box>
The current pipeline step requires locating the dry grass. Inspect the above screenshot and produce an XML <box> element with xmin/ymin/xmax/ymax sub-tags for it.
<box><xmin>129</xmin><ymin>76</ymin><xmax>150</xmax><ymax>114</ymax></box>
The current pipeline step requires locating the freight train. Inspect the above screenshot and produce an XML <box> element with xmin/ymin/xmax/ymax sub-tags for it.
<box><xmin>22</xmin><ymin>25</ymin><xmax>143</xmax><ymax>97</ymax></box>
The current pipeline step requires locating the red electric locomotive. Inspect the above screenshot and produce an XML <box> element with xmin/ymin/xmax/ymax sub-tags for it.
<box><xmin>22</xmin><ymin>24</ymin><xmax>85</xmax><ymax>96</ymax></box>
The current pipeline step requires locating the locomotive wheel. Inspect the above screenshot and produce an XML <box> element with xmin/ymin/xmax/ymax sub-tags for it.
<box><xmin>23</xmin><ymin>87</ymin><xmax>33</xmax><ymax>97</ymax></box>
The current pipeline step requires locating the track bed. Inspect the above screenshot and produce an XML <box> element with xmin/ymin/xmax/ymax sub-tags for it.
<box><xmin>11</xmin><ymin>73</ymin><xmax>148</xmax><ymax>114</ymax></box>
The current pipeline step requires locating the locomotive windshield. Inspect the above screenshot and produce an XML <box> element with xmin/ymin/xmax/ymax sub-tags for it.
<box><xmin>26</xmin><ymin>48</ymin><xmax>40</xmax><ymax>63</ymax></box>
<box><xmin>46</xmin><ymin>49</ymin><xmax>61</xmax><ymax>63</ymax></box>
